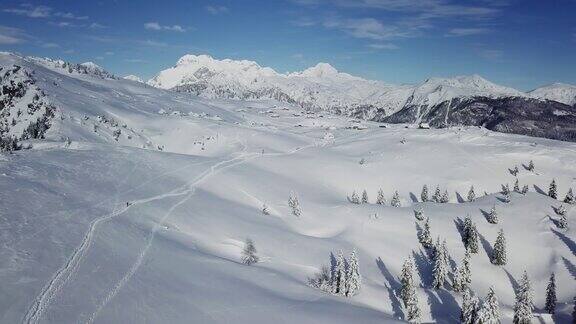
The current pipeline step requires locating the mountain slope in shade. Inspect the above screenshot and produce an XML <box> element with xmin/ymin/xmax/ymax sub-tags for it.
<box><xmin>529</xmin><ymin>83</ymin><xmax>576</xmax><ymax>106</ymax></box>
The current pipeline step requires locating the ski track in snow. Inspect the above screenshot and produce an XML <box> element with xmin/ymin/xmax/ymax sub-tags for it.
<box><xmin>22</xmin><ymin>138</ymin><xmax>315</xmax><ymax>324</ymax></box>
<box><xmin>85</xmin><ymin>142</ymin><xmax>316</xmax><ymax>323</ymax></box>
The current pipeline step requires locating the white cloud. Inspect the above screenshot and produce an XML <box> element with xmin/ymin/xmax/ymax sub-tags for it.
<box><xmin>137</xmin><ymin>39</ymin><xmax>168</xmax><ymax>47</ymax></box>
<box><xmin>324</xmin><ymin>17</ymin><xmax>412</xmax><ymax>40</ymax></box>
<box><xmin>41</xmin><ymin>42</ymin><xmax>60</xmax><ymax>48</ymax></box>
<box><xmin>0</xmin><ymin>26</ymin><xmax>27</xmax><ymax>44</ymax></box>
<box><xmin>446</xmin><ymin>28</ymin><xmax>490</xmax><ymax>37</ymax></box>
<box><xmin>368</xmin><ymin>43</ymin><xmax>399</xmax><ymax>50</ymax></box>
<box><xmin>206</xmin><ymin>5</ymin><xmax>229</xmax><ymax>15</ymax></box>
<box><xmin>3</xmin><ymin>4</ymin><xmax>51</xmax><ymax>18</ymax></box>
<box><xmin>89</xmin><ymin>22</ymin><xmax>107</xmax><ymax>29</ymax></box>
<box><xmin>105</xmin><ymin>51</ymin><xmax>114</xmax><ymax>56</ymax></box>
<box><xmin>478</xmin><ymin>48</ymin><xmax>503</xmax><ymax>60</ymax></box>
<box><xmin>144</xmin><ymin>22</ymin><xmax>186</xmax><ymax>32</ymax></box>
<box><xmin>3</xmin><ymin>4</ymin><xmax>89</xmax><ymax>20</ymax></box>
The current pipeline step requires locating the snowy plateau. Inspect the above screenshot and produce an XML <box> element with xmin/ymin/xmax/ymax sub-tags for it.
<box><xmin>0</xmin><ymin>52</ymin><xmax>575</xmax><ymax>324</ymax></box>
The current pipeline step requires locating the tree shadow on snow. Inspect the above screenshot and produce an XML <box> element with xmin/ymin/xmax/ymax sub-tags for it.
<box><xmin>425</xmin><ymin>289</ymin><xmax>460</xmax><ymax>323</ymax></box>
<box><xmin>562</xmin><ymin>257</ymin><xmax>576</xmax><ymax>280</ymax></box>
<box><xmin>453</xmin><ymin>218</ymin><xmax>466</xmax><ymax>247</ymax></box>
<box><xmin>409</xmin><ymin>192</ymin><xmax>419</xmax><ymax>203</ymax></box>
<box><xmin>478</xmin><ymin>232</ymin><xmax>493</xmax><ymax>260</ymax></box>
<box><xmin>376</xmin><ymin>257</ymin><xmax>404</xmax><ymax>320</ymax></box>
<box><xmin>412</xmin><ymin>250</ymin><xmax>433</xmax><ymax>286</ymax></box>
<box><xmin>533</xmin><ymin>184</ymin><xmax>546</xmax><ymax>195</ymax></box>
<box><xmin>504</xmin><ymin>269</ymin><xmax>519</xmax><ymax>292</ymax></box>
<box><xmin>479</xmin><ymin>208</ymin><xmax>491</xmax><ymax>224</ymax></box>
<box><xmin>551</xmin><ymin>229</ymin><xmax>576</xmax><ymax>257</ymax></box>
<box><xmin>547</xmin><ymin>215</ymin><xmax>562</xmax><ymax>229</ymax></box>
<box><xmin>455</xmin><ymin>191</ymin><xmax>465</xmax><ymax>203</ymax></box>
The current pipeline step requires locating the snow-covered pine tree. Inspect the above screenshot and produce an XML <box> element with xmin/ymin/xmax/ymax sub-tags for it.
<box><xmin>545</xmin><ymin>273</ymin><xmax>557</xmax><ymax>314</ymax></box>
<box><xmin>476</xmin><ymin>287</ymin><xmax>500</xmax><ymax>323</ymax></box>
<box><xmin>391</xmin><ymin>191</ymin><xmax>401</xmax><ymax>207</ymax></box>
<box><xmin>376</xmin><ymin>188</ymin><xmax>386</xmax><ymax>205</ymax></box>
<box><xmin>468</xmin><ymin>186</ymin><xmax>476</xmax><ymax>202</ymax></box>
<box><xmin>362</xmin><ymin>189</ymin><xmax>369</xmax><ymax>204</ymax></box>
<box><xmin>487</xmin><ymin>205</ymin><xmax>498</xmax><ymax>224</ymax></box>
<box><xmin>262</xmin><ymin>203</ymin><xmax>270</xmax><ymax>215</ymax></box>
<box><xmin>502</xmin><ymin>190</ymin><xmax>511</xmax><ymax>203</ymax></box>
<box><xmin>350</xmin><ymin>190</ymin><xmax>360</xmax><ymax>204</ymax></box>
<box><xmin>414</xmin><ymin>207</ymin><xmax>424</xmax><ymax>221</ymax></box>
<box><xmin>345</xmin><ymin>249</ymin><xmax>361</xmax><ymax>297</ymax></box>
<box><xmin>461</xmin><ymin>288</ymin><xmax>478</xmax><ymax>324</ymax></box>
<box><xmin>421</xmin><ymin>185</ymin><xmax>429</xmax><ymax>202</ymax></box>
<box><xmin>241</xmin><ymin>238</ymin><xmax>259</xmax><ymax>265</ymax></box>
<box><xmin>564</xmin><ymin>188</ymin><xmax>575</xmax><ymax>204</ymax></box>
<box><xmin>441</xmin><ymin>190</ymin><xmax>450</xmax><ymax>203</ymax></box>
<box><xmin>512</xmin><ymin>165</ymin><xmax>519</xmax><ymax>176</ymax></box>
<box><xmin>558</xmin><ymin>213</ymin><xmax>568</xmax><ymax>230</ymax></box>
<box><xmin>400</xmin><ymin>256</ymin><xmax>420</xmax><ymax>323</ymax></box>
<box><xmin>453</xmin><ymin>262</ymin><xmax>463</xmax><ymax>292</ymax></box>
<box><xmin>432</xmin><ymin>239</ymin><xmax>449</xmax><ymax>289</ymax></box>
<box><xmin>332</xmin><ymin>250</ymin><xmax>347</xmax><ymax>296</ymax></box>
<box><xmin>288</xmin><ymin>191</ymin><xmax>302</xmax><ymax>217</ymax></box>
<box><xmin>521</xmin><ymin>184</ymin><xmax>529</xmax><ymax>195</ymax></box>
<box><xmin>491</xmin><ymin>229</ymin><xmax>507</xmax><ymax>265</ymax></box>
<box><xmin>572</xmin><ymin>296</ymin><xmax>576</xmax><ymax>324</ymax></box>
<box><xmin>556</xmin><ymin>204</ymin><xmax>567</xmax><ymax>216</ymax></box>
<box><xmin>527</xmin><ymin>160</ymin><xmax>534</xmax><ymax>172</ymax></box>
<box><xmin>461</xmin><ymin>250</ymin><xmax>472</xmax><ymax>290</ymax></box>
<box><xmin>501</xmin><ymin>183</ymin><xmax>510</xmax><ymax>195</ymax></box>
<box><xmin>514</xmin><ymin>178</ymin><xmax>520</xmax><ymax>192</ymax></box>
<box><xmin>400</xmin><ymin>256</ymin><xmax>415</xmax><ymax>306</ymax></box>
<box><xmin>433</xmin><ymin>185</ymin><xmax>442</xmax><ymax>203</ymax></box>
<box><xmin>463</xmin><ymin>216</ymin><xmax>479</xmax><ymax>254</ymax></box>
<box><xmin>549</xmin><ymin>179</ymin><xmax>558</xmax><ymax>199</ymax></box>
<box><xmin>418</xmin><ymin>217</ymin><xmax>433</xmax><ymax>248</ymax></box>
<box><xmin>513</xmin><ymin>271</ymin><xmax>534</xmax><ymax>324</ymax></box>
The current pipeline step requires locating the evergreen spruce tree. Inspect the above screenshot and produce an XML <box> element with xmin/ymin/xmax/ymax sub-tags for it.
<box><xmin>461</xmin><ymin>250</ymin><xmax>472</xmax><ymax>290</ymax></box>
<box><xmin>441</xmin><ymin>190</ymin><xmax>450</xmax><ymax>203</ymax></box>
<box><xmin>527</xmin><ymin>160</ymin><xmax>534</xmax><ymax>172</ymax></box>
<box><xmin>332</xmin><ymin>250</ymin><xmax>347</xmax><ymax>295</ymax></box>
<box><xmin>391</xmin><ymin>191</ymin><xmax>401</xmax><ymax>207</ymax></box>
<box><xmin>502</xmin><ymin>190</ymin><xmax>511</xmax><ymax>204</ymax></box>
<box><xmin>549</xmin><ymin>179</ymin><xmax>558</xmax><ymax>199</ymax></box>
<box><xmin>453</xmin><ymin>262</ymin><xmax>464</xmax><ymax>292</ymax></box>
<box><xmin>400</xmin><ymin>256</ymin><xmax>421</xmax><ymax>323</ymax></box>
<box><xmin>362</xmin><ymin>189</ymin><xmax>369</xmax><ymax>204</ymax></box>
<box><xmin>545</xmin><ymin>273</ymin><xmax>557</xmax><ymax>314</ymax></box>
<box><xmin>414</xmin><ymin>207</ymin><xmax>424</xmax><ymax>221</ymax></box>
<box><xmin>433</xmin><ymin>185</ymin><xmax>442</xmax><ymax>202</ymax></box>
<box><xmin>418</xmin><ymin>217</ymin><xmax>433</xmax><ymax>248</ymax></box>
<box><xmin>514</xmin><ymin>178</ymin><xmax>520</xmax><ymax>192</ymax></box>
<box><xmin>288</xmin><ymin>192</ymin><xmax>302</xmax><ymax>217</ymax></box>
<box><xmin>461</xmin><ymin>289</ymin><xmax>478</xmax><ymax>324</ymax></box>
<box><xmin>241</xmin><ymin>238</ymin><xmax>259</xmax><ymax>265</ymax></box>
<box><xmin>558</xmin><ymin>213</ymin><xmax>568</xmax><ymax>230</ymax></box>
<box><xmin>572</xmin><ymin>296</ymin><xmax>576</xmax><ymax>324</ymax></box>
<box><xmin>487</xmin><ymin>205</ymin><xmax>498</xmax><ymax>224</ymax></box>
<box><xmin>512</xmin><ymin>165</ymin><xmax>519</xmax><ymax>176</ymax></box>
<box><xmin>376</xmin><ymin>188</ymin><xmax>386</xmax><ymax>205</ymax></box>
<box><xmin>463</xmin><ymin>216</ymin><xmax>479</xmax><ymax>254</ymax></box>
<box><xmin>432</xmin><ymin>239</ymin><xmax>449</xmax><ymax>289</ymax></box>
<box><xmin>476</xmin><ymin>287</ymin><xmax>500</xmax><ymax>323</ymax></box>
<box><xmin>501</xmin><ymin>183</ymin><xmax>511</xmax><ymax>196</ymax></box>
<box><xmin>421</xmin><ymin>185</ymin><xmax>429</xmax><ymax>202</ymax></box>
<box><xmin>345</xmin><ymin>249</ymin><xmax>361</xmax><ymax>297</ymax></box>
<box><xmin>350</xmin><ymin>190</ymin><xmax>360</xmax><ymax>204</ymax></box>
<box><xmin>564</xmin><ymin>188</ymin><xmax>575</xmax><ymax>204</ymax></box>
<box><xmin>491</xmin><ymin>229</ymin><xmax>507</xmax><ymax>266</ymax></box>
<box><xmin>262</xmin><ymin>203</ymin><xmax>270</xmax><ymax>215</ymax></box>
<box><xmin>468</xmin><ymin>185</ymin><xmax>476</xmax><ymax>202</ymax></box>
<box><xmin>521</xmin><ymin>185</ymin><xmax>529</xmax><ymax>195</ymax></box>
<box><xmin>513</xmin><ymin>271</ymin><xmax>534</xmax><ymax>324</ymax></box>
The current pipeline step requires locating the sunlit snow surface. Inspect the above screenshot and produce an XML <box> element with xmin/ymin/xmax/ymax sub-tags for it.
<box><xmin>1</xmin><ymin>53</ymin><xmax>574</xmax><ymax>323</ymax></box>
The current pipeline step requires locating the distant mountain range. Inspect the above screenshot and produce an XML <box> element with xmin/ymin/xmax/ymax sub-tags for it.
<box><xmin>2</xmin><ymin>52</ymin><xmax>576</xmax><ymax>142</ymax></box>
<box><xmin>144</xmin><ymin>54</ymin><xmax>576</xmax><ymax>141</ymax></box>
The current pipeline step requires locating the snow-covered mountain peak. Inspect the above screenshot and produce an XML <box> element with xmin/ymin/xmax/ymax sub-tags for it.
<box><xmin>299</xmin><ymin>62</ymin><xmax>339</xmax><ymax>78</ymax></box>
<box><xmin>529</xmin><ymin>82</ymin><xmax>576</xmax><ymax>106</ymax></box>
<box><xmin>123</xmin><ymin>75</ymin><xmax>144</xmax><ymax>83</ymax></box>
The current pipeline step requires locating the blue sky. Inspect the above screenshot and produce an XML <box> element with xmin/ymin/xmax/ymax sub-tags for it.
<box><xmin>0</xmin><ymin>0</ymin><xmax>574</xmax><ymax>90</ymax></box>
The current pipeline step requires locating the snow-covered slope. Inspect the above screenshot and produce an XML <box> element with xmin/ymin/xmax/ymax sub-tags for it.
<box><xmin>123</xmin><ymin>75</ymin><xmax>144</xmax><ymax>83</ymax></box>
<box><xmin>1</xmin><ymin>52</ymin><xmax>575</xmax><ymax>323</ymax></box>
<box><xmin>529</xmin><ymin>83</ymin><xmax>576</xmax><ymax>106</ymax></box>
